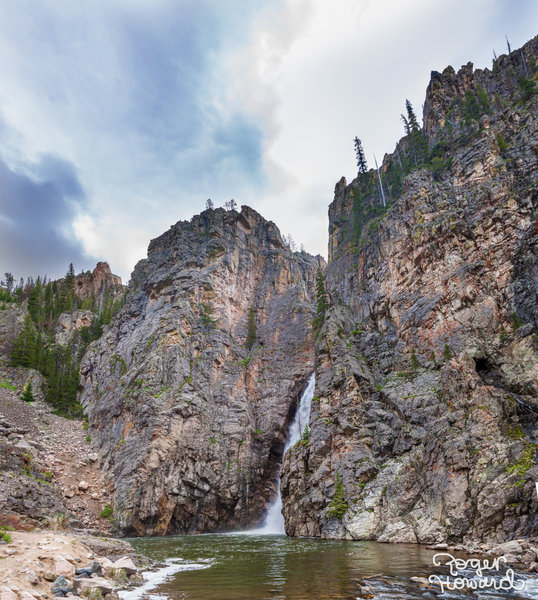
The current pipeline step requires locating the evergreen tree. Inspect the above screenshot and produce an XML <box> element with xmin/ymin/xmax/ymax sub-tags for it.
<box><xmin>402</xmin><ymin>100</ymin><xmax>429</xmax><ymax>167</ymax></box>
<box><xmin>313</xmin><ymin>269</ymin><xmax>329</xmax><ymax>333</ymax></box>
<box><xmin>405</xmin><ymin>99</ymin><xmax>420</xmax><ymax>131</ymax></box>
<box><xmin>3</xmin><ymin>273</ymin><xmax>14</xmax><ymax>295</ymax></box>
<box><xmin>21</xmin><ymin>382</ymin><xmax>35</xmax><ymax>403</ymax></box>
<box><xmin>518</xmin><ymin>76</ymin><xmax>536</xmax><ymax>101</ymax></box>
<box><xmin>11</xmin><ymin>314</ymin><xmax>37</xmax><ymax>368</ymax></box>
<box><xmin>354</xmin><ymin>137</ymin><xmax>368</xmax><ymax>174</ymax></box>
<box><xmin>462</xmin><ymin>89</ymin><xmax>480</xmax><ymax>123</ymax></box>
<box><xmin>27</xmin><ymin>277</ymin><xmax>42</xmax><ymax>325</ymax></box>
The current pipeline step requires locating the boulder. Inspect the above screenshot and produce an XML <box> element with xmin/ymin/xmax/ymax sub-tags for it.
<box><xmin>24</xmin><ymin>571</ymin><xmax>39</xmax><ymax>585</ymax></box>
<box><xmin>111</xmin><ymin>557</ymin><xmax>137</xmax><ymax>575</ymax></box>
<box><xmin>54</xmin><ymin>557</ymin><xmax>75</xmax><ymax>578</ymax></box>
<box><xmin>0</xmin><ymin>588</ymin><xmax>18</xmax><ymax>600</ymax></box>
<box><xmin>73</xmin><ymin>578</ymin><xmax>115</xmax><ymax>595</ymax></box>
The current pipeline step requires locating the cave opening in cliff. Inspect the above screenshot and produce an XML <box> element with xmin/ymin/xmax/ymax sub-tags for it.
<box><xmin>474</xmin><ymin>357</ymin><xmax>493</xmax><ymax>374</ymax></box>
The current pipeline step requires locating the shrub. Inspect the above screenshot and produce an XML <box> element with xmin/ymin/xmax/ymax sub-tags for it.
<box><xmin>496</xmin><ymin>133</ymin><xmax>509</xmax><ymax>153</ymax></box>
<box><xmin>301</xmin><ymin>425</ymin><xmax>310</xmax><ymax>446</ymax></box>
<box><xmin>518</xmin><ymin>76</ymin><xmax>536</xmax><ymax>101</ymax></box>
<box><xmin>410</xmin><ymin>349</ymin><xmax>419</xmax><ymax>371</ymax></box>
<box><xmin>99</xmin><ymin>504</ymin><xmax>113</xmax><ymax>518</ymax></box>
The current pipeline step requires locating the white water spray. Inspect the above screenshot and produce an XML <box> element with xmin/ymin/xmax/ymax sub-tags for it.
<box><xmin>250</xmin><ymin>373</ymin><xmax>315</xmax><ymax>535</ymax></box>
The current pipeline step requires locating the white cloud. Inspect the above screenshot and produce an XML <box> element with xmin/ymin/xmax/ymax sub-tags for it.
<box><xmin>0</xmin><ymin>0</ymin><xmax>536</xmax><ymax>279</ymax></box>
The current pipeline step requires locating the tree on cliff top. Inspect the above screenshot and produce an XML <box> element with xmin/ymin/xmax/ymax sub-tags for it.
<box><xmin>354</xmin><ymin>137</ymin><xmax>368</xmax><ymax>174</ymax></box>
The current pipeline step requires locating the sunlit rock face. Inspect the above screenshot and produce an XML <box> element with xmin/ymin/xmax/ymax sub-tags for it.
<box><xmin>80</xmin><ymin>205</ymin><xmax>322</xmax><ymax>535</ymax></box>
<box><xmin>282</xmin><ymin>35</ymin><xmax>538</xmax><ymax>545</ymax></box>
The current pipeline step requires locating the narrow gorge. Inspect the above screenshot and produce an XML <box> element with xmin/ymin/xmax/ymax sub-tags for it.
<box><xmin>1</xmin><ymin>35</ymin><xmax>537</xmax><ymax>554</ymax></box>
<box><xmin>75</xmin><ymin>34</ymin><xmax>538</xmax><ymax>544</ymax></box>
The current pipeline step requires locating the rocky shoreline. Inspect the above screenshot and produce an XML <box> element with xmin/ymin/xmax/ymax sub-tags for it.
<box><xmin>0</xmin><ymin>529</ymin><xmax>155</xmax><ymax>600</ymax></box>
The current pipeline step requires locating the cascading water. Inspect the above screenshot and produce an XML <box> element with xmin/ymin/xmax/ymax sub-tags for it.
<box><xmin>253</xmin><ymin>373</ymin><xmax>315</xmax><ymax>535</ymax></box>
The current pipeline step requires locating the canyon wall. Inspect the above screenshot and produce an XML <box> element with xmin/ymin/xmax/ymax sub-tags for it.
<box><xmin>80</xmin><ymin>206</ymin><xmax>322</xmax><ymax>535</ymax></box>
<box><xmin>281</xmin><ymin>36</ymin><xmax>538</xmax><ymax>544</ymax></box>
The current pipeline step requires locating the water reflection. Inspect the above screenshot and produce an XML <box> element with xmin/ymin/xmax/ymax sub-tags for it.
<box><xmin>127</xmin><ymin>534</ymin><xmax>538</xmax><ymax>600</ymax></box>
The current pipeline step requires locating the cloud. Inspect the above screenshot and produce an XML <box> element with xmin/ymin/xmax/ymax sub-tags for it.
<box><xmin>0</xmin><ymin>0</ymin><xmax>536</xmax><ymax>281</ymax></box>
<box><xmin>0</xmin><ymin>153</ymin><xmax>90</xmax><ymax>279</ymax></box>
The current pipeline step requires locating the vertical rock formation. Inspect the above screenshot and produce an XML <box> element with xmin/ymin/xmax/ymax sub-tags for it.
<box><xmin>281</xmin><ymin>36</ymin><xmax>538</xmax><ymax>544</ymax></box>
<box><xmin>80</xmin><ymin>206</ymin><xmax>322</xmax><ymax>535</ymax></box>
<box><xmin>74</xmin><ymin>262</ymin><xmax>123</xmax><ymax>301</ymax></box>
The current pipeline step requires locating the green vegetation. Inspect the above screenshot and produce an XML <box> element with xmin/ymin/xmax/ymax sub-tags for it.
<box><xmin>1</xmin><ymin>531</ymin><xmax>11</xmax><ymax>544</ymax></box>
<box><xmin>200</xmin><ymin>302</ymin><xmax>217</xmax><ymax>328</ymax></box>
<box><xmin>354</xmin><ymin>137</ymin><xmax>368</xmax><ymax>173</ymax></box>
<box><xmin>511</xmin><ymin>311</ymin><xmax>523</xmax><ymax>330</ymax></box>
<box><xmin>443</xmin><ymin>343</ymin><xmax>452</xmax><ymax>362</ymax></box>
<box><xmin>246</xmin><ymin>305</ymin><xmax>257</xmax><ymax>350</ymax></box>
<box><xmin>5</xmin><ymin>264</ymin><xmax>125</xmax><ymax>416</ymax></box>
<box><xmin>110</xmin><ymin>354</ymin><xmax>127</xmax><ymax>375</ymax></box>
<box><xmin>506</xmin><ymin>444</ymin><xmax>537</xmax><ymax>487</ymax></box>
<box><xmin>99</xmin><ymin>504</ymin><xmax>114</xmax><ymax>518</ymax></box>
<box><xmin>328</xmin><ymin>472</ymin><xmax>349</xmax><ymax>519</ymax></box>
<box><xmin>496</xmin><ymin>133</ymin><xmax>509</xmax><ymax>153</ymax></box>
<box><xmin>410</xmin><ymin>349</ymin><xmax>419</xmax><ymax>371</ymax></box>
<box><xmin>518</xmin><ymin>76</ymin><xmax>536</xmax><ymax>101</ymax></box>
<box><xmin>301</xmin><ymin>425</ymin><xmax>310</xmax><ymax>447</ymax></box>
<box><xmin>402</xmin><ymin>99</ymin><xmax>429</xmax><ymax>166</ymax></box>
<box><xmin>0</xmin><ymin>379</ymin><xmax>17</xmax><ymax>391</ymax></box>
<box><xmin>21</xmin><ymin>382</ymin><xmax>35</xmax><ymax>403</ymax></box>
<box><xmin>312</xmin><ymin>269</ymin><xmax>328</xmax><ymax>335</ymax></box>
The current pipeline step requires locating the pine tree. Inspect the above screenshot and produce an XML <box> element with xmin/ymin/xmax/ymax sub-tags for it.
<box><xmin>354</xmin><ymin>137</ymin><xmax>368</xmax><ymax>174</ymax></box>
<box><xmin>21</xmin><ymin>382</ymin><xmax>35</xmax><ymax>403</ymax></box>
<box><xmin>313</xmin><ymin>269</ymin><xmax>329</xmax><ymax>333</ymax></box>
<box><xmin>27</xmin><ymin>277</ymin><xmax>42</xmax><ymax>325</ymax></box>
<box><xmin>11</xmin><ymin>314</ymin><xmax>37</xmax><ymax>368</ymax></box>
<box><xmin>403</xmin><ymin>100</ymin><xmax>429</xmax><ymax>167</ymax></box>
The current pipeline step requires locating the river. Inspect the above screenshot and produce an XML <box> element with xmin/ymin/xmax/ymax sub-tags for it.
<box><xmin>124</xmin><ymin>533</ymin><xmax>538</xmax><ymax>600</ymax></box>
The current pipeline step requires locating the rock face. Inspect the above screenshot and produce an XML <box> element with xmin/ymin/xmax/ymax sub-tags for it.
<box><xmin>281</xmin><ymin>36</ymin><xmax>538</xmax><ymax>544</ymax></box>
<box><xmin>74</xmin><ymin>262</ymin><xmax>123</xmax><ymax>301</ymax></box>
<box><xmin>54</xmin><ymin>311</ymin><xmax>97</xmax><ymax>347</ymax></box>
<box><xmin>80</xmin><ymin>206</ymin><xmax>322</xmax><ymax>535</ymax></box>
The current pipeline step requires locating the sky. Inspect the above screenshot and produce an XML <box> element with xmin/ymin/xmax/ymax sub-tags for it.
<box><xmin>0</xmin><ymin>0</ymin><xmax>536</xmax><ymax>283</ymax></box>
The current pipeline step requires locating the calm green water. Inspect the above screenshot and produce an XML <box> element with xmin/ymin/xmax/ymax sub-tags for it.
<box><xmin>126</xmin><ymin>533</ymin><xmax>538</xmax><ymax>600</ymax></box>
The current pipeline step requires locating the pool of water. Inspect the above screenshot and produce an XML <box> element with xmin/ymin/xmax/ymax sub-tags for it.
<box><xmin>126</xmin><ymin>533</ymin><xmax>538</xmax><ymax>600</ymax></box>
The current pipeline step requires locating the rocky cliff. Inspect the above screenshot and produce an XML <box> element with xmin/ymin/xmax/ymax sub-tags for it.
<box><xmin>281</xmin><ymin>36</ymin><xmax>538</xmax><ymax>544</ymax></box>
<box><xmin>74</xmin><ymin>262</ymin><xmax>124</xmax><ymax>302</ymax></box>
<box><xmin>80</xmin><ymin>206</ymin><xmax>322</xmax><ymax>535</ymax></box>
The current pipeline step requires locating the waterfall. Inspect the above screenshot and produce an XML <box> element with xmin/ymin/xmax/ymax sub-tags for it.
<box><xmin>252</xmin><ymin>373</ymin><xmax>316</xmax><ymax>535</ymax></box>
